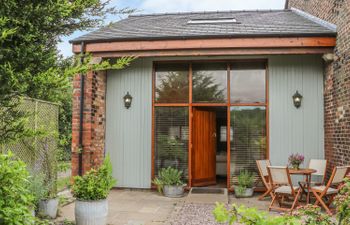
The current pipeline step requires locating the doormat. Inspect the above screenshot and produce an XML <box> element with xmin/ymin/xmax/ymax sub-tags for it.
<box><xmin>186</xmin><ymin>187</ymin><xmax>228</xmax><ymax>204</ymax></box>
<box><xmin>190</xmin><ymin>187</ymin><xmax>225</xmax><ymax>194</ymax></box>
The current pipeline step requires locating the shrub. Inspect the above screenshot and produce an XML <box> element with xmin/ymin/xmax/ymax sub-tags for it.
<box><xmin>72</xmin><ymin>155</ymin><xmax>116</xmax><ymax>201</ymax></box>
<box><xmin>0</xmin><ymin>151</ymin><xmax>35</xmax><ymax>224</ymax></box>
<box><xmin>152</xmin><ymin>167</ymin><xmax>184</xmax><ymax>193</ymax></box>
<box><xmin>236</xmin><ymin>170</ymin><xmax>255</xmax><ymax>195</ymax></box>
<box><xmin>334</xmin><ymin>178</ymin><xmax>350</xmax><ymax>225</ymax></box>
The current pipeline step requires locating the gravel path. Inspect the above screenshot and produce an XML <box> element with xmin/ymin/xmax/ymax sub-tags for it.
<box><xmin>169</xmin><ymin>203</ymin><xmax>225</xmax><ymax>225</ymax></box>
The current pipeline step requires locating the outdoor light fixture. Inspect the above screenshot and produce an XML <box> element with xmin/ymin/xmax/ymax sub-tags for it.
<box><xmin>292</xmin><ymin>91</ymin><xmax>302</xmax><ymax>108</ymax></box>
<box><xmin>123</xmin><ymin>92</ymin><xmax>132</xmax><ymax>109</ymax></box>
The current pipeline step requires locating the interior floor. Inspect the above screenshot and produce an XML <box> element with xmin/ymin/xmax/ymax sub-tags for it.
<box><xmin>207</xmin><ymin>176</ymin><xmax>227</xmax><ymax>188</ymax></box>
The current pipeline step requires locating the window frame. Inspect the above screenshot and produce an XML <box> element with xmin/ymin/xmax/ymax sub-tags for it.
<box><xmin>151</xmin><ymin>59</ymin><xmax>269</xmax><ymax>191</ymax></box>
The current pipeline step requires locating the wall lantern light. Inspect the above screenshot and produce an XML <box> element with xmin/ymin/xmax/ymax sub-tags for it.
<box><xmin>123</xmin><ymin>92</ymin><xmax>132</xmax><ymax>109</ymax></box>
<box><xmin>292</xmin><ymin>91</ymin><xmax>303</xmax><ymax>108</ymax></box>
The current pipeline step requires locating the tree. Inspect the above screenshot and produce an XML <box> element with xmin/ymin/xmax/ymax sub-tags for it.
<box><xmin>0</xmin><ymin>1</ymin><xmax>134</xmax><ymax>147</ymax></box>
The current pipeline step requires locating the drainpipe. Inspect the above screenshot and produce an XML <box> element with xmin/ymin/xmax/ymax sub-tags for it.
<box><xmin>78</xmin><ymin>41</ymin><xmax>85</xmax><ymax>176</ymax></box>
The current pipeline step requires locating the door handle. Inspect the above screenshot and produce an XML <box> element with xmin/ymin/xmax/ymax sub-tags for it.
<box><xmin>212</xmin><ymin>132</ymin><xmax>217</xmax><ymax>138</ymax></box>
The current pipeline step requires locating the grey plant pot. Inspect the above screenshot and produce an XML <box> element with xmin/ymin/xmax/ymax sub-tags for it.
<box><xmin>39</xmin><ymin>198</ymin><xmax>59</xmax><ymax>219</ymax></box>
<box><xmin>75</xmin><ymin>199</ymin><xmax>108</xmax><ymax>225</ymax></box>
<box><xmin>163</xmin><ymin>185</ymin><xmax>184</xmax><ymax>198</ymax></box>
<box><xmin>234</xmin><ymin>187</ymin><xmax>254</xmax><ymax>198</ymax></box>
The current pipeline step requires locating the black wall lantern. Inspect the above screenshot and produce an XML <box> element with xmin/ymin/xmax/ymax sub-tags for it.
<box><xmin>292</xmin><ymin>91</ymin><xmax>303</xmax><ymax>108</ymax></box>
<box><xmin>123</xmin><ymin>92</ymin><xmax>132</xmax><ymax>109</ymax></box>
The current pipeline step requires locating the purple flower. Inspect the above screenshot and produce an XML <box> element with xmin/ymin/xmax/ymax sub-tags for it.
<box><xmin>288</xmin><ymin>153</ymin><xmax>305</xmax><ymax>166</ymax></box>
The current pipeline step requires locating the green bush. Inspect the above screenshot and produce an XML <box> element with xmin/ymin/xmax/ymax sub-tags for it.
<box><xmin>0</xmin><ymin>151</ymin><xmax>35</xmax><ymax>224</ymax></box>
<box><xmin>335</xmin><ymin>178</ymin><xmax>350</xmax><ymax>225</ymax></box>
<box><xmin>236</xmin><ymin>170</ymin><xmax>255</xmax><ymax>195</ymax></box>
<box><xmin>152</xmin><ymin>167</ymin><xmax>184</xmax><ymax>193</ymax></box>
<box><xmin>72</xmin><ymin>155</ymin><xmax>116</xmax><ymax>201</ymax></box>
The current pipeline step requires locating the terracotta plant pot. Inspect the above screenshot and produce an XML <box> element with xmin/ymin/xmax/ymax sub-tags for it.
<box><xmin>163</xmin><ymin>185</ymin><xmax>184</xmax><ymax>198</ymax></box>
<box><xmin>75</xmin><ymin>199</ymin><xmax>108</xmax><ymax>225</ymax></box>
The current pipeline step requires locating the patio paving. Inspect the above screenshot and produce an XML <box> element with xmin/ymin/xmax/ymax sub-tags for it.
<box><xmin>58</xmin><ymin>189</ymin><xmax>272</xmax><ymax>225</ymax></box>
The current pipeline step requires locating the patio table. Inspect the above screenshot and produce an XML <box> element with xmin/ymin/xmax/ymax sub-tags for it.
<box><xmin>289</xmin><ymin>168</ymin><xmax>317</xmax><ymax>204</ymax></box>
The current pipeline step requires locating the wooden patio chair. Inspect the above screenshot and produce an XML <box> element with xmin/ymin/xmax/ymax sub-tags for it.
<box><xmin>299</xmin><ymin>159</ymin><xmax>327</xmax><ymax>200</ymax></box>
<box><xmin>256</xmin><ymin>160</ymin><xmax>273</xmax><ymax>200</ymax></box>
<box><xmin>267</xmin><ymin>166</ymin><xmax>301</xmax><ymax>213</ymax></box>
<box><xmin>311</xmin><ymin>166</ymin><xmax>350</xmax><ymax>215</ymax></box>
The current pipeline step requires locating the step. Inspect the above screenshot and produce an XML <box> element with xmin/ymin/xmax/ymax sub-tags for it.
<box><xmin>186</xmin><ymin>187</ymin><xmax>228</xmax><ymax>204</ymax></box>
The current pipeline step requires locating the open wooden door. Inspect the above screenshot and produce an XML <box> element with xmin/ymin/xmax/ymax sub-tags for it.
<box><xmin>192</xmin><ymin>107</ymin><xmax>217</xmax><ymax>186</ymax></box>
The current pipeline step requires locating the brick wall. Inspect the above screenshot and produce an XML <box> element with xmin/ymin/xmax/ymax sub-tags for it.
<box><xmin>288</xmin><ymin>0</ymin><xmax>350</xmax><ymax>170</ymax></box>
<box><xmin>71</xmin><ymin>70</ymin><xmax>107</xmax><ymax>176</ymax></box>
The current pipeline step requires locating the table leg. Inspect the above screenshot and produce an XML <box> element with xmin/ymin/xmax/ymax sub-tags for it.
<box><xmin>306</xmin><ymin>174</ymin><xmax>310</xmax><ymax>204</ymax></box>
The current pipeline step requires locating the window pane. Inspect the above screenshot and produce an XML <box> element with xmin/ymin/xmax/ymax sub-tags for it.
<box><xmin>155</xmin><ymin>63</ymin><xmax>189</xmax><ymax>103</ymax></box>
<box><xmin>155</xmin><ymin>107</ymin><xmax>189</xmax><ymax>181</ymax></box>
<box><xmin>192</xmin><ymin>63</ymin><xmax>227</xmax><ymax>103</ymax></box>
<box><xmin>230</xmin><ymin>106</ymin><xmax>266</xmax><ymax>185</ymax></box>
<box><xmin>230</xmin><ymin>62</ymin><xmax>266</xmax><ymax>103</ymax></box>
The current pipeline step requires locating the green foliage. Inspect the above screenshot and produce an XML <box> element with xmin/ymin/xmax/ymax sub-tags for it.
<box><xmin>292</xmin><ymin>205</ymin><xmax>335</xmax><ymax>225</ymax></box>
<box><xmin>213</xmin><ymin>203</ymin><xmax>300</xmax><ymax>225</ymax></box>
<box><xmin>0</xmin><ymin>0</ymin><xmax>134</xmax><ymax>152</ymax></box>
<box><xmin>0</xmin><ymin>151</ymin><xmax>35</xmax><ymax>224</ymax></box>
<box><xmin>72</xmin><ymin>155</ymin><xmax>116</xmax><ymax>201</ymax></box>
<box><xmin>28</xmin><ymin>173</ymin><xmax>49</xmax><ymax>208</ymax></box>
<box><xmin>152</xmin><ymin>167</ymin><xmax>184</xmax><ymax>193</ymax></box>
<box><xmin>236</xmin><ymin>170</ymin><xmax>255</xmax><ymax>195</ymax></box>
<box><xmin>335</xmin><ymin>178</ymin><xmax>350</xmax><ymax>225</ymax></box>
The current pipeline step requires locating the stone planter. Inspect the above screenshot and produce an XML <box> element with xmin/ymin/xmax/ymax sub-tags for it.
<box><xmin>163</xmin><ymin>185</ymin><xmax>184</xmax><ymax>198</ymax></box>
<box><xmin>75</xmin><ymin>199</ymin><xmax>108</xmax><ymax>225</ymax></box>
<box><xmin>39</xmin><ymin>198</ymin><xmax>59</xmax><ymax>219</ymax></box>
<box><xmin>234</xmin><ymin>187</ymin><xmax>254</xmax><ymax>198</ymax></box>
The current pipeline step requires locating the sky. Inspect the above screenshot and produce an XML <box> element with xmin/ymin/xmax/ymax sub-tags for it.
<box><xmin>57</xmin><ymin>0</ymin><xmax>286</xmax><ymax>57</ymax></box>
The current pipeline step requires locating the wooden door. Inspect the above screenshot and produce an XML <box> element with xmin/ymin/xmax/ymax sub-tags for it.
<box><xmin>192</xmin><ymin>108</ymin><xmax>217</xmax><ymax>186</ymax></box>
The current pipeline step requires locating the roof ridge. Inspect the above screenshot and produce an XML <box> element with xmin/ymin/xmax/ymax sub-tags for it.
<box><xmin>291</xmin><ymin>8</ymin><xmax>336</xmax><ymax>32</ymax></box>
<box><xmin>128</xmin><ymin>9</ymin><xmax>291</xmax><ymax>17</ymax></box>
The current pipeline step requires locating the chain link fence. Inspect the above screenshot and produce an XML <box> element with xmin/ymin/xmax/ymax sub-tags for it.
<box><xmin>1</xmin><ymin>97</ymin><xmax>60</xmax><ymax>191</ymax></box>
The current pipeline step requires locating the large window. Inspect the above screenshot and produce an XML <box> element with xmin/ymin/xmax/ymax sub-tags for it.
<box><xmin>155</xmin><ymin>63</ymin><xmax>189</xmax><ymax>103</ymax></box>
<box><xmin>154</xmin><ymin>107</ymin><xmax>189</xmax><ymax>180</ymax></box>
<box><xmin>230</xmin><ymin>62</ymin><xmax>266</xmax><ymax>104</ymax></box>
<box><xmin>192</xmin><ymin>63</ymin><xmax>227</xmax><ymax>103</ymax></box>
<box><xmin>153</xmin><ymin>60</ymin><xmax>267</xmax><ymax>187</ymax></box>
<box><xmin>230</xmin><ymin>106</ymin><xmax>266</xmax><ymax>185</ymax></box>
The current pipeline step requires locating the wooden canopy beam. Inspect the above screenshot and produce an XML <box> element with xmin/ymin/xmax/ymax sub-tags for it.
<box><xmin>72</xmin><ymin>37</ymin><xmax>336</xmax><ymax>57</ymax></box>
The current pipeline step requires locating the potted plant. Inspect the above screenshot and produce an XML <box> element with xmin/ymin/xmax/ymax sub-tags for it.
<box><xmin>288</xmin><ymin>153</ymin><xmax>304</xmax><ymax>170</ymax></box>
<box><xmin>152</xmin><ymin>167</ymin><xmax>185</xmax><ymax>198</ymax></box>
<box><xmin>28</xmin><ymin>172</ymin><xmax>48</xmax><ymax>216</ymax></box>
<box><xmin>72</xmin><ymin>155</ymin><xmax>116</xmax><ymax>225</ymax></box>
<box><xmin>234</xmin><ymin>170</ymin><xmax>255</xmax><ymax>198</ymax></box>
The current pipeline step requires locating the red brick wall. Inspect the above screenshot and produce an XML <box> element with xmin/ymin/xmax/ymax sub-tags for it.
<box><xmin>288</xmin><ymin>0</ymin><xmax>350</xmax><ymax>170</ymax></box>
<box><xmin>71</xmin><ymin>70</ymin><xmax>107</xmax><ymax>176</ymax></box>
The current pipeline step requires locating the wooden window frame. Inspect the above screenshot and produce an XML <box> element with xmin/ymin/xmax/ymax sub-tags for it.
<box><xmin>151</xmin><ymin>59</ymin><xmax>269</xmax><ymax>190</ymax></box>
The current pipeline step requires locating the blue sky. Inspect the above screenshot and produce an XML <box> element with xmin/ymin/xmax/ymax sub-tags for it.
<box><xmin>57</xmin><ymin>0</ymin><xmax>286</xmax><ymax>57</ymax></box>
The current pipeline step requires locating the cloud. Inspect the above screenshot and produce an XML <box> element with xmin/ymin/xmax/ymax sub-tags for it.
<box><xmin>139</xmin><ymin>0</ymin><xmax>285</xmax><ymax>13</ymax></box>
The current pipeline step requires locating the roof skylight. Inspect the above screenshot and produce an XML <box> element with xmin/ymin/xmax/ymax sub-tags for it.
<box><xmin>187</xmin><ymin>18</ymin><xmax>237</xmax><ymax>24</ymax></box>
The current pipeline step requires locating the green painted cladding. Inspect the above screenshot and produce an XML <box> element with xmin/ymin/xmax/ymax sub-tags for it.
<box><xmin>106</xmin><ymin>58</ymin><xmax>153</xmax><ymax>188</ymax></box>
<box><xmin>105</xmin><ymin>55</ymin><xmax>324</xmax><ymax>188</ymax></box>
<box><xmin>268</xmin><ymin>55</ymin><xmax>324</xmax><ymax>168</ymax></box>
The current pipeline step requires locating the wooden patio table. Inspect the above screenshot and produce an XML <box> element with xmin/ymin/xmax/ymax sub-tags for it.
<box><xmin>289</xmin><ymin>168</ymin><xmax>317</xmax><ymax>204</ymax></box>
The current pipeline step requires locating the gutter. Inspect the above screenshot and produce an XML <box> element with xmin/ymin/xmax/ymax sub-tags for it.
<box><xmin>78</xmin><ymin>41</ymin><xmax>85</xmax><ymax>176</ymax></box>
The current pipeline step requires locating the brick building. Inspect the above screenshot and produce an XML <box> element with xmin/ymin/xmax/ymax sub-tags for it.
<box><xmin>70</xmin><ymin>7</ymin><xmax>343</xmax><ymax>188</ymax></box>
<box><xmin>286</xmin><ymin>0</ymin><xmax>350</xmax><ymax>173</ymax></box>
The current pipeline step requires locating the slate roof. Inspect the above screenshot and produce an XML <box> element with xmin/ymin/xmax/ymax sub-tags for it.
<box><xmin>70</xmin><ymin>9</ymin><xmax>336</xmax><ymax>43</ymax></box>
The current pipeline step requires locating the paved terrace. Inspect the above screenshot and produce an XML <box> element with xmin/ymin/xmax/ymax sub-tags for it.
<box><xmin>59</xmin><ymin>189</ymin><xmax>271</xmax><ymax>225</ymax></box>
